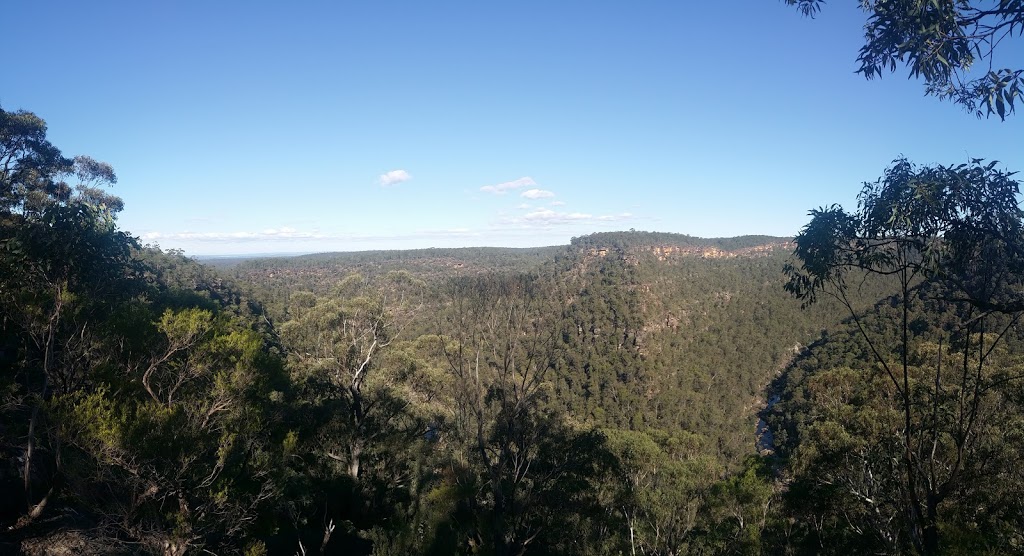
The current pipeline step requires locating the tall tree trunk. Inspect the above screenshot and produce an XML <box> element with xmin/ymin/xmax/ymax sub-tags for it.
<box><xmin>23</xmin><ymin>392</ymin><xmax>41</xmax><ymax>502</ymax></box>
<box><xmin>23</xmin><ymin>348</ymin><xmax>52</xmax><ymax>505</ymax></box>
<box><xmin>348</xmin><ymin>439</ymin><xmax>362</xmax><ymax>481</ymax></box>
<box><xmin>628</xmin><ymin>513</ymin><xmax>637</xmax><ymax>556</ymax></box>
<box><xmin>492</xmin><ymin>494</ymin><xmax>509</xmax><ymax>556</ymax></box>
<box><xmin>21</xmin><ymin>377</ymin><xmax>55</xmax><ymax>526</ymax></box>
<box><xmin>923</xmin><ymin>493</ymin><xmax>940</xmax><ymax>556</ymax></box>
<box><xmin>21</xmin><ymin>287</ymin><xmax>62</xmax><ymax>524</ymax></box>
<box><xmin>348</xmin><ymin>384</ymin><xmax>364</xmax><ymax>482</ymax></box>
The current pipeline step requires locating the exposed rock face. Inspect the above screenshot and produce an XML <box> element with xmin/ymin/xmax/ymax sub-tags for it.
<box><xmin>650</xmin><ymin>243</ymin><xmax>793</xmax><ymax>260</ymax></box>
<box><xmin>587</xmin><ymin>242</ymin><xmax>793</xmax><ymax>262</ymax></box>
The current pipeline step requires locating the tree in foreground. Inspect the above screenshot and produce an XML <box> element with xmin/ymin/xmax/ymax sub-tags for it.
<box><xmin>280</xmin><ymin>272</ymin><xmax>423</xmax><ymax>484</ymax></box>
<box><xmin>1</xmin><ymin>104</ymin><xmax>137</xmax><ymax>526</ymax></box>
<box><xmin>784</xmin><ymin>0</ymin><xmax>1024</xmax><ymax>119</ymax></box>
<box><xmin>1</xmin><ymin>105</ymin><xmax>290</xmax><ymax>554</ymax></box>
<box><xmin>784</xmin><ymin>157</ymin><xmax>1024</xmax><ymax>554</ymax></box>
<box><xmin>439</xmin><ymin>274</ymin><xmax>615</xmax><ymax>556</ymax></box>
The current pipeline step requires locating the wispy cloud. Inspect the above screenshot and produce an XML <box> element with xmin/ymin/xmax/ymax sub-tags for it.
<box><xmin>516</xmin><ymin>203</ymin><xmax>532</xmax><ymax>209</ymax></box>
<box><xmin>480</xmin><ymin>177</ymin><xmax>536</xmax><ymax>195</ymax></box>
<box><xmin>502</xmin><ymin>209</ymin><xmax>634</xmax><ymax>226</ymax></box>
<box><xmin>378</xmin><ymin>169</ymin><xmax>412</xmax><ymax>187</ymax></box>
<box><xmin>521</xmin><ymin>188</ymin><xmax>555</xmax><ymax>199</ymax></box>
<box><xmin>524</xmin><ymin>209</ymin><xmax>590</xmax><ymax>223</ymax></box>
<box><xmin>550</xmin><ymin>200</ymin><xmax>566</xmax><ymax>206</ymax></box>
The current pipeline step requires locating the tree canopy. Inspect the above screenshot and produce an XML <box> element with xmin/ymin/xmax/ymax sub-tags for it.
<box><xmin>784</xmin><ymin>0</ymin><xmax>1024</xmax><ymax>119</ymax></box>
<box><xmin>783</xmin><ymin>157</ymin><xmax>1024</xmax><ymax>554</ymax></box>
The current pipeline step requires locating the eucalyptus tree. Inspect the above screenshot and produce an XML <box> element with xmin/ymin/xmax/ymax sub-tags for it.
<box><xmin>784</xmin><ymin>0</ymin><xmax>1024</xmax><ymax>119</ymax></box>
<box><xmin>784</xmin><ymin>157</ymin><xmax>1024</xmax><ymax>554</ymax></box>
<box><xmin>439</xmin><ymin>273</ymin><xmax>615</xmax><ymax>556</ymax></box>
<box><xmin>280</xmin><ymin>272</ymin><xmax>423</xmax><ymax>482</ymax></box>
<box><xmin>0</xmin><ymin>107</ymin><xmax>70</xmax><ymax>214</ymax></box>
<box><xmin>1</xmin><ymin>107</ymin><xmax>289</xmax><ymax>553</ymax></box>
<box><xmin>0</xmin><ymin>106</ymin><xmax>139</xmax><ymax>526</ymax></box>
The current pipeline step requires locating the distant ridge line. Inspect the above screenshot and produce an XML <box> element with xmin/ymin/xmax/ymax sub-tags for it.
<box><xmin>202</xmin><ymin>232</ymin><xmax>794</xmax><ymax>267</ymax></box>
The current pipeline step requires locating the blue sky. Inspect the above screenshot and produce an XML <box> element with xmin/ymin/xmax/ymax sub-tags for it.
<box><xmin>3</xmin><ymin>1</ymin><xmax>1021</xmax><ymax>255</ymax></box>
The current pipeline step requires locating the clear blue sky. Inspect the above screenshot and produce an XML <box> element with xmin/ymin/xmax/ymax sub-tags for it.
<box><xmin>3</xmin><ymin>1</ymin><xmax>1021</xmax><ymax>255</ymax></box>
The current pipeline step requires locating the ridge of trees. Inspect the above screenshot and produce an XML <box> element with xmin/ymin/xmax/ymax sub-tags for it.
<box><xmin>570</xmin><ymin>231</ymin><xmax>792</xmax><ymax>252</ymax></box>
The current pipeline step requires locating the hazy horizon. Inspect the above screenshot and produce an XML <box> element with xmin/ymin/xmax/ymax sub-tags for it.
<box><xmin>178</xmin><ymin>230</ymin><xmax>795</xmax><ymax>259</ymax></box>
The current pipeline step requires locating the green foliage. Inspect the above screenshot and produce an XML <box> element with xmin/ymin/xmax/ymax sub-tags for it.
<box><xmin>12</xmin><ymin>101</ymin><xmax>1024</xmax><ymax>555</ymax></box>
<box><xmin>223</xmin><ymin>229</ymin><xmax>885</xmax><ymax>554</ymax></box>
<box><xmin>0</xmin><ymin>109</ymin><xmax>291</xmax><ymax>552</ymax></box>
<box><xmin>781</xmin><ymin>157</ymin><xmax>1024</xmax><ymax>555</ymax></box>
<box><xmin>784</xmin><ymin>1</ymin><xmax>1024</xmax><ymax>119</ymax></box>
<box><xmin>0</xmin><ymin>190</ymin><xmax>982</xmax><ymax>555</ymax></box>
<box><xmin>771</xmin><ymin>299</ymin><xmax>1024</xmax><ymax>554</ymax></box>
<box><xmin>223</xmin><ymin>246</ymin><xmax>561</xmax><ymax>323</ymax></box>
<box><xmin>0</xmin><ymin>106</ymin><xmax>72</xmax><ymax>213</ymax></box>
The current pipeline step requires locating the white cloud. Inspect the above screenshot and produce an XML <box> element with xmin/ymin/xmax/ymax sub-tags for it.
<box><xmin>521</xmin><ymin>188</ymin><xmax>555</xmax><ymax>199</ymax></box>
<box><xmin>500</xmin><ymin>209</ymin><xmax>634</xmax><ymax>227</ymax></box>
<box><xmin>480</xmin><ymin>177</ymin><xmax>536</xmax><ymax>195</ymax></box>
<box><xmin>378</xmin><ymin>169</ymin><xmax>412</xmax><ymax>187</ymax></box>
<box><xmin>524</xmin><ymin>209</ymin><xmax>590</xmax><ymax>222</ymax></box>
<box><xmin>516</xmin><ymin>203</ymin><xmax>532</xmax><ymax>209</ymax></box>
<box><xmin>550</xmin><ymin>200</ymin><xmax>566</xmax><ymax>206</ymax></box>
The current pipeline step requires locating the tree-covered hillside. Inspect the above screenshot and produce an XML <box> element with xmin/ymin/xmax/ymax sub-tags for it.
<box><xmin>5</xmin><ymin>104</ymin><xmax>1024</xmax><ymax>555</ymax></box>
<box><xmin>213</xmin><ymin>231</ymin><xmax>890</xmax><ymax>554</ymax></box>
<box><xmin>226</xmin><ymin>231</ymin><xmax>873</xmax><ymax>475</ymax></box>
<box><xmin>222</xmin><ymin>246</ymin><xmax>564</xmax><ymax>322</ymax></box>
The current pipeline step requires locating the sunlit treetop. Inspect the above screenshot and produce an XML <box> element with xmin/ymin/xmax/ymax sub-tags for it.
<box><xmin>0</xmin><ymin>106</ymin><xmax>122</xmax><ymax>218</ymax></box>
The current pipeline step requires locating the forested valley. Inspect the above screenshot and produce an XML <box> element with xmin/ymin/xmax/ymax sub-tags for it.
<box><xmin>4</xmin><ymin>105</ymin><xmax>1024</xmax><ymax>556</ymax></box>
